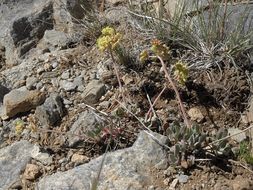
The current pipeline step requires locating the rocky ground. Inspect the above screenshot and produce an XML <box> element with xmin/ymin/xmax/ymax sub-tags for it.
<box><xmin>0</xmin><ymin>0</ymin><xmax>253</xmax><ymax>190</ymax></box>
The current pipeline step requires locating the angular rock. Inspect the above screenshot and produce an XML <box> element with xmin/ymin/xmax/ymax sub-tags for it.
<box><xmin>23</xmin><ymin>164</ymin><xmax>41</xmax><ymax>181</ymax></box>
<box><xmin>26</xmin><ymin>76</ymin><xmax>38</xmax><ymax>90</ymax></box>
<box><xmin>232</xmin><ymin>175</ymin><xmax>252</xmax><ymax>190</ymax></box>
<box><xmin>38</xmin><ymin>131</ymin><xmax>168</xmax><ymax>190</ymax></box>
<box><xmin>60</xmin><ymin>80</ymin><xmax>77</xmax><ymax>92</ymax></box>
<box><xmin>228</xmin><ymin>128</ymin><xmax>247</xmax><ymax>143</ymax></box>
<box><xmin>177</xmin><ymin>174</ymin><xmax>189</xmax><ymax>184</ymax></box>
<box><xmin>0</xmin><ymin>140</ymin><xmax>36</xmax><ymax>189</ymax></box>
<box><xmin>0</xmin><ymin>0</ymin><xmax>54</xmax><ymax>65</ymax></box>
<box><xmin>35</xmin><ymin>94</ymin><xmax>65</xmax><ymax>126</ymax></box>
<box><xmin>67</xmin><ymin>110</ymin><xmax>103</xmax><ymax>147</ymax></box>
<box><xmin>38</xmin><ymin>30</ymin><xmax>73</xmax><ymax>51</ymax></box>
<box><xmin>188</xmin><ymin>107</ymin><xmax>204</xmax><ymax>123</ymax></box>
<box><xmin>81</xmin><ymin>80</ymin><xmax>106</xmax><ymax>104</ymax></box>
<box><xmin>2</xmin><ymin>89</ymin><xmax>46</xmax><ymax>119</ymax></box>
<box><xmin>0</xmin><ymin>84</ymin><xmax>10</xmax><ymax>103</ymax></box>
<box><xmin>31</xmin><ymin>145</ymin><xmax>53</xmax><ymax>165</ymax></box>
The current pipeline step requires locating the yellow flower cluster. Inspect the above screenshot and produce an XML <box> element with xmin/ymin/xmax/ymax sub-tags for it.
<box><xmin>174</xmin><ymin>61</ymin><xmax>189</xmax><ymax>85</ymax></box>
<box><xmin>151</xmin><ymin>39</ymin><xmax>170</xmax><ymax>60</ymax></box>
<box><xmin>15</xmin><ymin>120</ymin><xmax>25</xmax><ymax>135</ymax></box>
<box><xmin>97</xmin><ymin>26</ymin><xmax>122</xmax><ymax>51</ymax></box>
<box><xmin>139</xmin><ymin>50</ymin><xmax>149</xmax><ymax>63</ymax></box>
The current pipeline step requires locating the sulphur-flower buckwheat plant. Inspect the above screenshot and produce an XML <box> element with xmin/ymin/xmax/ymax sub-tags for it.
<box><xmin>140</xmin><ymin>39</ymin><xmax>190</xmax><ymax>128</ymax></box>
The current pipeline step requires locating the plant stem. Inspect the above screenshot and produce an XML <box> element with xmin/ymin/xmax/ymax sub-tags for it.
<box><xmin>109</xmin><ymin>47</ymin><xmax>124</xmax><ymax>97</ymax></box>
<box><xmin>145</xmin><ymin>85</ymin><xmax>167</xmax><ymax>121</ymax></box>
<box><xmin>157</xmin><ymin>56</ymin><xmax>191</xmax><ymax>128</ymax></box>
<box><xmin>221</xmin><ymin>0</ymin><xmax>228</xmax><ymax>40</ymax></box>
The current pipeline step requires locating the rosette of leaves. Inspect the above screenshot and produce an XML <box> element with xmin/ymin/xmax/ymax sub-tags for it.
<box><xmin>211</xmin><ymin>128</ymin><xmax>231</xmax><ymax>156</ymax></box>
<box><xmin>166</xmin><ymin>122</ymin><xmax>231</xmax><ymax>167</ymax></box>
<box><xmin>166</xmin><ymin>122</ymin><xmax>207</xmax><ymax>166</ymax></box>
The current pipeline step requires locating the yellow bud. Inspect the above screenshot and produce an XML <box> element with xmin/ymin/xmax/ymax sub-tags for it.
<box><xmin>139</xmin><ymin>50</ymin><xmax>149</xmax><ymax>63</ymax></box>
<box><xmin>15</xmin><ymin>120</ymin><xmax>25</xmax><ymax>135</ymax></box>
<box><xmin>174</xmin><ymin>61</ymin><xmax>189</xmax><ymax>85</ymax></box>
<box><xmin>101</xmin><ymin>26</ymin><xmax>115</xmax><ymax>36</ymax></box>
<box><xmin>150</xmin><ymin>39</ymin><xmax>170</xmax><ymax>60</ymax></box>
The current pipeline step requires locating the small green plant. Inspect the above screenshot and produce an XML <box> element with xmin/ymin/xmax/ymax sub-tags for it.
<box><xmin>238</xmin><ymin>141</ymin><xmax>253</xmax><ymax>165</ymax></box>
<box><xmin>166</xmin><ymin>122</ymin><xmax>231</xmax><ymax>168</ymax></box>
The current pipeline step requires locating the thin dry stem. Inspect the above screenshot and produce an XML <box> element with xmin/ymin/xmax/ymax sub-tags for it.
<box><xmin>209</xmin><ymin>125</ymin><xmax>253</xmax><ymax>146</ymax></box>
<box><xmin>145</xmin><ymin>85</ymin><xmax>167</xmax><ymax>121</ymax></box>
<box><xmin>109</xmin><ymin>47</ymin><xmax>125</xmax><ymax>101</ymax></box>
<box><xmin>157</xmin><ymin>56</ymin><xmax>191</xmax><ymax>128</ymax></box>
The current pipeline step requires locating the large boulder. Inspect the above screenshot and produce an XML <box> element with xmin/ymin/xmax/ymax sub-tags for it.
<box><xmin>0</xmin><ymin>0</ymin><xmax>54</xmax><ymax>65</ymax></box>
<box><xmin>0</xmin><ymin>0</ymin><xmax>86</xmax><ymax>65</ymax></box>
<box><xmin>38</xmin><ymin>131</ymin><xmax>169</xmax><ymax>190</ymax></box>
<box><xmin>0</xmin><ymin>141</ymin><xmax>36</xmax><ymax>189</ymax></box>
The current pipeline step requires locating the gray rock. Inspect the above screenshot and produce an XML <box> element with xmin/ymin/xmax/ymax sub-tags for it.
<box><xmin>61</xmin><ymin>70</ymin><xmax>70</xmax><ymax>80</ymax></box>
<box><xmin>31</xmin><ymin>145</ymin><xmax>53</xmax><ymax>165</ymax></box>
<box><xmin>26</xmin><ymin>76</ymin><xmax>38</xmax><ymax>90</ymax></box>
<box><xmin>38</xmin><ymin>30</ymin><xmax>73</xmax><ymax>51</ymax></box>
<box><xmin>0</xmin><ymin>140</ymin><xmax>36</xmax><ymax>189</ymax></box>
<box><xmin>2</xmin><ymin>89</ymin><xmax>46</xmax><ymax>119</ymax></box>
<box><xmin>35</xmin><ymin>94</ymin><xmax>65</xmax><ymax>127</ymax></box>
<box><xmin>38</xmin><ymin>131</ymin><xmax>168</xmax><ymax>190</ymax></box>
<box><xmin>52</xmin><ymin>62</ymin><xmax>58</xmax><ymax>69</ymax></box>
<box><xmin>81</xmin><ymin>80</ymin><xmax>106</xmax><ymax>104</ymax></box>
<box><xmin>60</xmin><ymin>80</ymin><xmax>77</xmax><ymax>92</ymax></box>
<box><xmin>0</xmin><ymin>0</ymin><xmax>54</xmax><ymax>65</ymax></box>
<box><xmin>228</xmin><ymin>128</ymin><xmax>247</xmax><ymax>143</ymax></box>
<box><xmin>0</xmin><ymin>84</ymin><xmax>9</xmax><ymax>103</ymax></box>
<box><xmin>67</xmin><ymin>110</ymin><xmax>103</xmax><ymax>147</ymax></box>
<box><xmin>73</xmin><ymin>76</ymin><xmax>84</xmax><ymax>87</ymax></box>
<box><xmin>177</xmin><ymin>174</ymin><xmax>189</xmax><ymax>184</ymax></box>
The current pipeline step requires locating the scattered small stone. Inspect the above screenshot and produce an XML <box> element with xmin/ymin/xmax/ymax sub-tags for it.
<box><xmin>163</xmin><ymin>178</ymin><xmax>172</xmax><ymax>186</ymax></box>
<box><xmin>177</xmin><ymin>174</ymin><xmax>189</xmax><ymax>183</ymax></box>
<box><xmin>81</xmin><ymin>80</ymin><xmax>106</xmax><ymax>104</ymax></box>
<box><xmin>73</xmin><ymin>76</ymin><xmax>83</xmax><ymax>87</ymax></box>
<box><xmin>188</xmin><ymin>107</ymin><xmax>204</xmax><ymax>122</ymax></box>
<box><xmin>26</xmin><ymin>76</ymin><xmax>38</xmax><ymax>90</ymax></box>
<box><xmin>52</xmin><ymin>62</ymin><xmax>58</xmax><ymax>69</ymax></box>
<box><xmin>169</xmin><ymin>178</ymin><xmax>179</xmax><ymax>190</ymax></box>
<box><xmin>71</xmin><ymin>153</ymin><xmax>89</xmax><ymax>164</ymax></box>
<box><xmin>23</xmin><ymin>164</ymin><xmax>41</xmax><ymax>181</ymax></box>
<box><xmin>232</xmin><ymin>175</ymin><xmax>252</xmax><ymax>190</ymax></box>
<box><xmin>164</xmin><ymin>166</ymin><xmax>177</xmax><ymax>177</ymax></box>
<box><xmin>228</xmin><ymin>128</ymin><xmax>247</xmax><ymax>143</ymax></box>
<box><xmin>67</xmin><ymin>110</ymin><xmax>102</xmax><ymax>147</ymax></box>
<box><xmin>31</xmin><ymin>145</ymin><xmax>53</xmax><ymax>165</ymax></box>
<box><xmin>35</xmin><ymin>93</ymin><xmax>65</xmax><ymax>126</ymax></box>
<box><xmin>61</xmin><ymin>70</ymin><xmax>70</xmax><ymax>80</ymax></box>
<box><xmin>60</xmin><ymin>80</ymin><xmax>77</xmax><ymax>91</ymax></box>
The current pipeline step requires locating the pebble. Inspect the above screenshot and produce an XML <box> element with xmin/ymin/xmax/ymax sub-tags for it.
<box><xmin>177</xmin><ymin>174</ymin><xmax>189</xmax><ymax>183</ymax></box>
<box><xmin>61</xmin><ymin>71</ymin><xmax>70</xmax><ymax>80</ymax></box>
<box><xmin>60</xmin><ymin>80</ymin><xmax>77</xmax><ymax>91</ymax></box>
